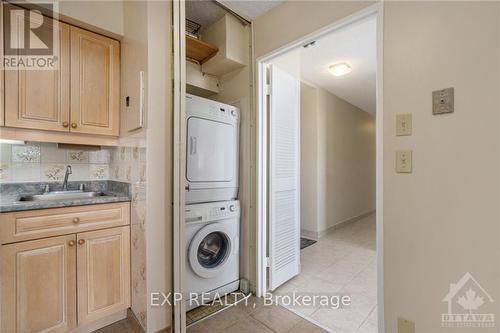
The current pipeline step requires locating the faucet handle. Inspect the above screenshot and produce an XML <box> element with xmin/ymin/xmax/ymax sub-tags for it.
<box><xmin>42</xmin><ymin>184</ymin><xmax>50</xmax><ymax>193</ymax></box>
<box><xmin>79</xmin><ymin>183</ymin><xmax>85</xmax><ymax>191</ymax></box>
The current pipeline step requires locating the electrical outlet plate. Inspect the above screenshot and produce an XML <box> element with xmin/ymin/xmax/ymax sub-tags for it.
<box><xmin>396</xmin><ymin>150</ymin><xmax>412</xmax><ymax>173</ymax></box>
<box><xmin>396</xmin><ymin>113</ymin><xmax>412</xmax><ymax>136</ymax></box>
<box><xmin>433</xmin><ymin>87</ymin><xmax>454</xmax><ymax>115</ymax></box>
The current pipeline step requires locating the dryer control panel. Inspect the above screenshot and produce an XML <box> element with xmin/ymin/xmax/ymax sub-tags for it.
<box><xmin>185</xmin><ymin>200</ymin><xmax>240</xmax><ymax>224</ymax></box>
<box><xmin>187</xmin><ymin>93</ymin><xmax>240</xmax><ymax>123</ymax></box>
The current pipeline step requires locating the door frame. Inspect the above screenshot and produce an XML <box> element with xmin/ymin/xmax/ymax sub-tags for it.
<box><xmin>172</xmin><ymin>0</ymin><xmax>187</xmax><ymax>332</ymax></box>
<box><xmin>255</xmin><ymin>3</ymin><xmax>385</xmax><ymax>332</ymax></box>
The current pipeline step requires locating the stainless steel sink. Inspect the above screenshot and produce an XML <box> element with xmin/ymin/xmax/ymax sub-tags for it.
<box><xmin>19</xmin><ymin>191</ymin><xmax>107</xmax><ymax>202</ymax></box>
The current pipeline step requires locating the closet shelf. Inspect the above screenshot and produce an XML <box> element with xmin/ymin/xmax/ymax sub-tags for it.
<box><xmin>186</xmin><ymin>35</ymin><xmax>218</xmax><ymax>64</ymax></box>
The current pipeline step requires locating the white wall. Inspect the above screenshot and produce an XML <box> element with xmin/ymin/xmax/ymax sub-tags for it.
<box><xmin>56</xmin><ymin>0</ymin><xmax>124</xmax><ymax>37</ymax></box>
<box><xmin>25</xmin><ymin>1</ymin><xmax>124</xmax><ymax>39</ymax></box>
<box><xmin>145</xmin><ymin>1</ymin><xmax>172</xmax><ymax>332</ymax></box>
<box><xmin>253</xmin><ymin>1</ymin><xmax>375</xmax><ymax>59</ymax></box>
<box><xmin>300</xmin><ymin>84</ymin><xmax>375</xmax><ymax>238</ymax></box>
<box><xmin>300</xmin><ymin>83</ymin><xmax>319</xmax><ymax>235</ymax></box>
<box><xmin>211</xmin><ymin>22</ymin><xmax>254</xmax><ymax>286</ymax></box>
<box><xmin>253</xmin><ymin>1</ymin><xmax>500</xmax><ymax>331</ymax></box>
<box><xmin>316</xmin><ymin>88</ymin><xmax>375</xmax><ymax>232</ymax></box>
<box><xmin>383</xmin><ymin>2</ymin><xmax>499</xmax><ymax>332</ymax></box>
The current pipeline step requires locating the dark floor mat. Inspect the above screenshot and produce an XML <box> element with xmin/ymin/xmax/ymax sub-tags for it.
<box><xmin>300</xmin><ymin>237</ymin><xmax>317</xmax><ymax>250</ymax></box>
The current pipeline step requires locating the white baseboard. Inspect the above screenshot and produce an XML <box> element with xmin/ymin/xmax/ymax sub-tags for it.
<box><xmin>300</xmin><ymin>210</ymin><xmax>375</xmax><ymax>241</ymax></box>
<box><xmin>301</xmin><ymin>210</ymin><xmax>376</xmax><ymax>240</ymax></box>
<box><xmin>318</xmin><ymin>210</ymin><xmax>375</xmax><ymax>238</ymax></box>
<box><xmin>300</xmin><ymin>229</ymin><xmax>319</xmax><ymax>240</ymax></box>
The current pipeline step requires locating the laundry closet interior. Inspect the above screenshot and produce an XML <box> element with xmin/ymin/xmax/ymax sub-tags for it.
<box><xmin>182</xmin><ymin>0</ymin><xmax>254</xmax><ymax>325</ymax></box>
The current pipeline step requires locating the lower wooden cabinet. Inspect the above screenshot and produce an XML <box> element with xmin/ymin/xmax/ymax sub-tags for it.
<box><xmin>0</xmin><ymin>234</ymin><xmax>77</xmax><ymax>333</ymax></box>
<box><xmin>77</xmin><ymin>226</ymin><xmax>131</xmax><ymax>325</ymax></box>
<box><xmin>0</xmin><ymin>222</ymin><xmax>130</xmax><ymax>333</ymax></box>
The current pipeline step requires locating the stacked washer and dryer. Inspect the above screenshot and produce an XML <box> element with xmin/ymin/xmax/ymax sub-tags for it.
<box><xmin>184</xmin><ymin>94</ymin><xmax>241</xmax><ymax>310</ymax></box>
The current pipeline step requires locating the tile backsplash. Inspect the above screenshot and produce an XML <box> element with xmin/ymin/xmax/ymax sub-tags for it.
<box><xmin>0</xmin><ymin>142</ymin><xmax>146</xmax><ymax>184</ymax></box>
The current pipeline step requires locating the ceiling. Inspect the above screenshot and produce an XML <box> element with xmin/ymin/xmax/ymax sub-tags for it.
<box><xmin>299</xmin><ymin>15</ymin><xmax>377</xmax><ymax>113</ymax></box>
<box><xmin>186</xmin><ymin>1</ymin><xmax>229</xmax><ymax>29</ymax></box>
<box><xmin>217</xmin><ymin>0</ymin><xmax>283</xmax><ymax>21</ymax></box>
<box><xmin>186</xmin><ymin>0</ymin><xmax>283</xmax><ymax>30</ymax></box>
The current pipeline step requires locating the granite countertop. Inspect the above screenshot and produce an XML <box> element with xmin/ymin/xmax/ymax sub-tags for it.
<box><xmin>0</xmin><ymin>181</ymin><xmax>131</xmax><ymax>213</ymax></box>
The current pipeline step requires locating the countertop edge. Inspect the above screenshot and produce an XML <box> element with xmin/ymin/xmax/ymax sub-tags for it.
<box><xmin>0</xmin><ymin>196</ymin><xmax>132</xmax><ymax>213</ymax></box>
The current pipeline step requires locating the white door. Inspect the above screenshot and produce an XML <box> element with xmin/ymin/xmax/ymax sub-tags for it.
<box><xmin>186</xmin><ymin>117</ymin><xmax>235</xmax><ymax>182</ymax></box>
<box><xmin>268</xmin><ymin>64</ymin><xmax>300</xmax><ymax>291</ymax></box>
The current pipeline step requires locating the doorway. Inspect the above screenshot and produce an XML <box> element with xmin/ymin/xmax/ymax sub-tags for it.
<box><xmin>256</xmin><ymin>5</ymin><xmax>383</xmax><ymax>333</ymax></box>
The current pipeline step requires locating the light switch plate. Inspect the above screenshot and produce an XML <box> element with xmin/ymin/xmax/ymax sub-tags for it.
<box><xmin>396</xmin><ymin>113</ymin><xmax>412</xmax><ymax>136</ymax></box>
<box><xmin>433</xmin><ymin>87</ymin><xmax>454</xmax><ymax>115</ymax></box>
<box><xmin>398</xmin><ymin>317</ymin><xmax>415</xmax><ymax>333</ymax></box>
<box><xmin>396</xmin><ymin>150</ymin><xmax>412</xmax><ymax>173</ymax></box>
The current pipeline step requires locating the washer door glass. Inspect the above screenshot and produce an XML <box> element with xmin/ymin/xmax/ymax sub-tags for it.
<box><xmin>197</xmin><ymin>232</ymin><xmax>229</xmax><ymax>269</ymax></box>
<box><xmin>189</xmin><ymin>222</ymin><xmax>234</xmax><ymax>278</ymax></box>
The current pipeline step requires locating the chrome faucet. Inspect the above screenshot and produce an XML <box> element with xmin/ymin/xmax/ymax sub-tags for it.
<box><xmin>62</xmin><ymin>165</ymin><xmax>72</xmax><ymax>191</ymax></box>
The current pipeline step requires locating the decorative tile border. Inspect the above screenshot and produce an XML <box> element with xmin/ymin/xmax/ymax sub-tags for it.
<box><xmin>0</xmin><ymin>143</ymin><xmax>145</xmax><ymax>184</ymax></box>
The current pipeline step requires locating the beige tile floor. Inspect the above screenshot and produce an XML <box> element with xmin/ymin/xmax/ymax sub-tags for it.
<box><xmin>94</xmin><ymin>214</ymin><xmax>376</xmax><ymax>333</ymax></box>
<box><xmin>273</xmin><ymin>213</ymin><xmax>377</xmax><ymax>333</ymax></box>
<box><xmin>187</xmin><ymin>296</ymin><xmax>329</xmax><ymax>333</ymax></box>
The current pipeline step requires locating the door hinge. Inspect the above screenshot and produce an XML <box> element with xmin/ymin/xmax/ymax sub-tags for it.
<box><xmin>265</xmin><ymin>83</ymin><xmax>272</xmax><ymax>96</ymax></box>
<box><xmin>265</xmin><ymin>257</ymin><xmax>271</xmax><ymax>267</ymax></box>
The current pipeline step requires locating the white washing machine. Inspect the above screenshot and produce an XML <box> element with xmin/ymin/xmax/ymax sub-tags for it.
<box><xmin>185</xmin><ymin>200</ymin><xmax>240</xmax><ymax>310</ymax></box>
<box><xmin>185</xmin><ymin>94</ymin><xmax>239</xmax><ymax>204</ymax></box>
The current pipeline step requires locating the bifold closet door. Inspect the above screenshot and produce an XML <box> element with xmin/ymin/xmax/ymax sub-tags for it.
<box><xmin>267</xmin><ymin>64</ymin><xmax>300</xmax><ymax>291</ymax></box>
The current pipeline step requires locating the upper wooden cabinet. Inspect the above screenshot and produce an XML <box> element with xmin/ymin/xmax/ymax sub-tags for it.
<box><xmin>70</xmin><ymin>27</ymin><xmax>120</xmax><ymax>136</ymax></box>
<box><xmin>2</xmin><ymin>12</ymin><xmax>120</xmax><ymax>137</ymax></box>
<box><xmin>4</xmin><ymin>14</ymin><xmax>70</xmax><ymax>132</ymax></box>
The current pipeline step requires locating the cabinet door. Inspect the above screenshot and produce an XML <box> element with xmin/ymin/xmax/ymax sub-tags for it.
<box><xmin>77</xmin><ymin>226</ymin><xmax>130</xmax><ymax>325</ymax></box>
<box><xmin>1</xmin><ymin>2</ymin><xmax>4</xmax><ymax>127</ymax></box>
<box><xmin>70</xmin><ymin>26</ymin><xmax>120</xmax><ymax>136</ymax></box>
<box><xmin>0</xmin><ymin>235</ymin><xmax>77</xmax><ymax>333</ymax></box>
<box><xmin>4</xmin><ymin>7</ymin><xmax>70</xmax><ymax>131</ymax></box>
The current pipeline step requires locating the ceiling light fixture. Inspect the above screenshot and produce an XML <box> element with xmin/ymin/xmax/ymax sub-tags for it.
<box><xmin>329</xmin><ymin>63</ymin><xmax>351</xmax><ymax>76</ymax></box>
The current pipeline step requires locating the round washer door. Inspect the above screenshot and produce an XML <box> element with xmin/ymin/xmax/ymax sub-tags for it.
<box><xmin>188</xmin><ymin>222</ymin><xmax>234</xmax><ymax>278</ymax></box>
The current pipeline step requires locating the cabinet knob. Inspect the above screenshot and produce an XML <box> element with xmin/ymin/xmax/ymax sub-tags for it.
<box><xmin>68</xmin><ymin>240</ymin><xmax>75</xmax><ymax>247</ymax></box>
<box><xmin>78</xmin><ymin>239</ymin><xmax>85</xmax><ymax>245</ymax></box>
<box><xmin>73</xmin><ymin>217</ymin><xmax>80</xmax><ymax>224</ymax></box>
<box><xmin>71</xmin><ymin>123</ymin><xmax>78</xmax><ymax>129</ymax></box>
<box><xmin>62</xmin><ymin>121</ymin><xmax>69</xmax><ymax>128</ymax></box>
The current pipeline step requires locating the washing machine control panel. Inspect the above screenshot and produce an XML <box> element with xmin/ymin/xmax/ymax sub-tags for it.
<box><xmin>185</xmin><ymin>200</ymin><xmax>240</xmax><ymax>223</ymax></box>
<box><xmin>210</xmin><ymin>201</ymin><xmax>239</xmax><ymax>218</ymax></box>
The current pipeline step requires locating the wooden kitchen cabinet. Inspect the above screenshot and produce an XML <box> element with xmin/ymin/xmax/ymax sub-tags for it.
<box><xmin>4</xmin><ymin>9</ymin><xmax>71</xmax><ymax>132</ymax></box>
<box><xmin>0</xmin><ymin>234</ymin><xmax>77</xmax><ymax>333</ymax></box>
<box><xmin>70</xmin><ymin>26</ymin><xmax>120</xmax><ymax>136</ymax></box>
<box><xmin>2</xmin><ymin>9</ymin><xmax>120</xmax><ymax>137</ymax></box>
<box><xmin>0</xmin><ymin>203</ymin><xmax>131</xmax><ymax>332</ymax></box>
<box><xmin>0</xmin><ymin>202</ymin><xmax>130</xmax><ymax>245</ymax></box>
<box><xmin>77</xmin><ymin>226</ymin><xmax>130</xmax><ymax>325</ymax></box>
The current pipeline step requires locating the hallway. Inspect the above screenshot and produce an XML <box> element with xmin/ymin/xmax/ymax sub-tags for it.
<box><xmin>274</xmin><ymin>214</ymin><xmax>377</xmax><ymax>332</ymax></box>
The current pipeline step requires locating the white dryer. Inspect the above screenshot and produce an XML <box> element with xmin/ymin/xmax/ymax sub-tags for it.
<box><xmin>185</xmin><ymin>94</ymin><xmax>239</xmax><ymax>204</ymax></box>
<box><xmin>185</xmin><ymin>200</ymin><xmax>240</xmax><ymax>310</ymax></box>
